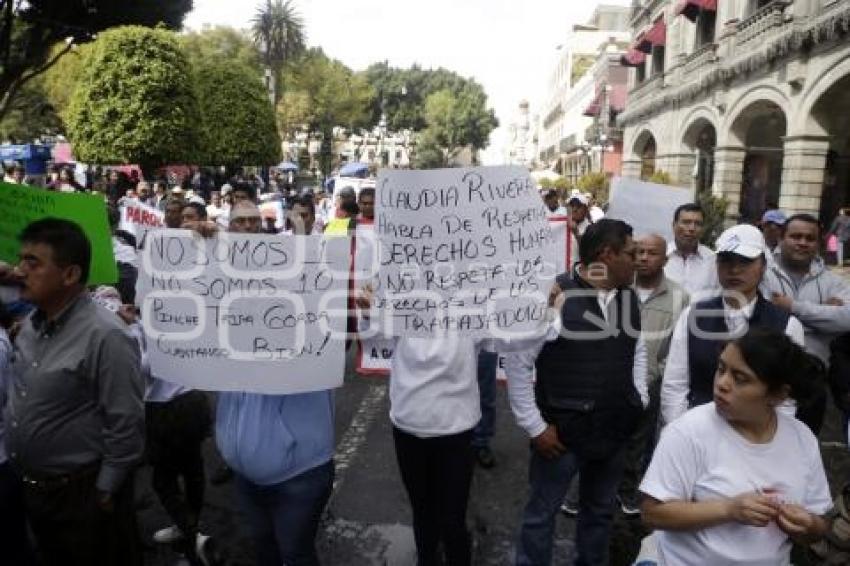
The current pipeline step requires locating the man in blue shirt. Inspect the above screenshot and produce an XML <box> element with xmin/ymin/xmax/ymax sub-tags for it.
<box><xmin>214</xmin><ymin>201</ymin><xmax>335</xmax><ymax>566</ymax></box>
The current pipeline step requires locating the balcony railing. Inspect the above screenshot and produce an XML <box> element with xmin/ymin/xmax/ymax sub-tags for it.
<box><xmin>627</xmin><ymin>72</ymin><xmax>664</xmax><ymax>108</ymax></box>
<box><xmin>736</xmin><ymin>0</ymin><xmax>791</xmax><ymax>49</ymax></box>
<box><xmin>682</xmin><ymin>42</ymin><xmax>718</xmax><ymax>79</ymax></box>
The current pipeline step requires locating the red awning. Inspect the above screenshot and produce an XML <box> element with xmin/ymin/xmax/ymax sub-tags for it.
<box><xmin>674</xmin><ymin>0</ymin><xmax>718</xmax><ymax>22</ymax></box>
<box><xmin>583</xmin><ymin>102</ymin><xmax>600</xmax><ymax>117</ymax></box>
<box><xmin>633</xmin><ymin>29</ymin><xmax>652</xmax><ymax>54</ymax></box>
<box><xmin>608</xmin><ymin>83</ymin><xmax>627</xmax><ymax>113</ymax></box>
<box><xmin>620</xmin><ymin>48</ymin><xmax>647</xmax><ymax>67</ymax></box>
<box><xmin>645</xmin><ymin>19</ymin><xmax>667</xmax><ymax>47</ymax></box>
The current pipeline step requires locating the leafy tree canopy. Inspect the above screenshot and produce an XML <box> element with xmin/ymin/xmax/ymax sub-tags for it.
<box><xmin>414</xmin><ymin>86</ymin><xmax>498</xmax><ymax>168</ymax></box>
<box><xmin>181</xmin><ymin>26</ymin><xmax>263</xmax><ymax>75</ymax></box>
<box><xmin>276</xmin><ymin>48</ymin><xmax>373</xmax><ymax>137</ymax></box>
<box><xmin>0</xmin><ymin>0</ymin><xmax>192</xmax><ymax>122</ymax></box>
<box><xmin>66</xmin><ymin>26</ymin><xmax>201</xmax><ymax>174</ymax></box>
<box><xmin>360</xmin><ymin>62</ymin><xmax>491</xmax><ymax>132</ymax></box>
<box><xmin>195</xmin><ymin>58</ymin><xmax>281</xmax><ymax>168</ymax></box>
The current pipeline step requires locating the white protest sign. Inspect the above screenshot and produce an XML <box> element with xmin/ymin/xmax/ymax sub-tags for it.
<box><xmin>606</xmin><ymin>177</ymin><xmax>695</xmax><ymax>242</ymax></box>
<box><xmin>352</xmin><ymin>220</ymin><xmax>394</xmax><ymax>375</ymax></box>
<box><xmin>119</xmin><ymin>199</ymin><xmax>164</xmax><ymax>248</ymax></box>
<box><xmin>136</xmin><ymin>230</ymin><xmax>350</xmax><ymax>394</ymax></box>
<box><xmin>355</xmin><ymin>216</ymin><xmax>571</xmax><ymax>376</ymax></box>
<box><xmin>372</xmin><ymin>166</ymin><xmax>558</xmax><ymax>339</ymax></box>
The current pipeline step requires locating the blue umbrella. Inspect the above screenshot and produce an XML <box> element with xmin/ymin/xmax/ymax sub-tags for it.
<box><xmin>339</xmin><ymin>162</ymin><xmax>369</xmax><ymax>178</ymax></box>
<box><xmin>277</xmin><ymin>161</ymin><xmax>299</xmax><ymax>172</ymax></box>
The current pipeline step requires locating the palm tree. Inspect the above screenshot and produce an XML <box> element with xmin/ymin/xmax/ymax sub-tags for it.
<box><xmin>252</xmin><ymin>0</ymin><xmax>305</xmax><ymax>104</ymax></box>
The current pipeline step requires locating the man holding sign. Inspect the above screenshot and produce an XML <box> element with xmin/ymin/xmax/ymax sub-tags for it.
<box><xmin>359</xmin><ymin>166</ymin><xmax>558</xmax><ymax>566</ymax></box>
<box><xmin>208</xmin><ymin>202</ymin><xmax>335</xmax><ymax>566</ymax></box>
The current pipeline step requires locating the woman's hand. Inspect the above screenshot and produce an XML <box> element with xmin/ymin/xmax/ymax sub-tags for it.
<box><xmin>776</xmin><ymin>503</ymin><xmax>826</xmax><ymax>542</ymax></box>
<box><xmin>726</xmin><ymin>492</ymin><xmax>780</xmax><ymax>527</ymax></box>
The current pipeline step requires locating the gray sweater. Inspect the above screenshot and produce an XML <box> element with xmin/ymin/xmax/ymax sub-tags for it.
<box><xmin>761</xmin><ymin>253</ymin><xmax>850</xmax><ymax>364</ymax></box>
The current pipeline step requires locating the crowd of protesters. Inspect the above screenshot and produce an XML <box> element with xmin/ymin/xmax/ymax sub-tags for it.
<box><xmin>0</xmin><ymin>162</ymin><xmax>849</xmax><ymax>566</ymax></box>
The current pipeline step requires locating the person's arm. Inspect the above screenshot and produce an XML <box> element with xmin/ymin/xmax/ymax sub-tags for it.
<box><xmin>504</xmin><ymin>341</ymin><xmax>547</xmax><ymax>439</ymax></box>
<box><xmin>660</xmin><ymin>308</ymin><xmax>691</xmax><ymax>426</ymax></box>
<box><xmin>503</xmin><ymin>338</ymin><xmax>568</xmax><ymax>459</ymax></box>
<box><xmin>95</xmin><ymin>328</ymin><xmax>145</xmax><ymax>495</ymax></box>
<box><xmin>641</xmin><ymin>424</ymin><xmax>780</xmax><ymax>531</ymax></box>
<box><xmin>775</xmin><ymin>505</ymin><xmax>829</xmax><ymax>545</ymax></box>
<box><xmin>786</xmin><ymin>276</ymin><xmax>850</xmax><ymax>334</ymax></box>
<box><xmin>643</xmin><ymin>493</ymin><xmax>780</xmax><ymax>531</ymax></box>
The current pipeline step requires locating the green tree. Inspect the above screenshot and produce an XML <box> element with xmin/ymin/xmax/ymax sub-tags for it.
<box><xmin>0</xmin><ymin>82</ymin><xmax>62</xmax><ymax>141</ymax></box>
<box><xmin>361</xmin><ymin>62</ymin><xmax>483</xmax><ymax>131</ymax></box>
<box><xmin>277</xmin><ymin>49</ymin><xmax>373</xmax><ymax>134</ymax></box>
<box><xmin>276</xmin><ymin>49</ymin><xmax>373</xmax><ymax>174</ymax></box>
<box><xmin>194</xmin><ymin>59</ymin><xmax>281</xmax><ymax>171</ymax></box>
<box><xmin>182</xmin><ymin>26</ymin><xmax>263</xmax><ymax>75</ymax></box>
<box><xmin>66</xmin><ymin>26</ymin><xmax>201</xmax><ymax>177</ymax></box>
<box><xmin>647</xmin><ymin>170</ymin><xmax>673</xmax><ymax>185</ymax></box>
<box><xmin>553</xmin><ymin>176</ymin><xmax>572</xmax><ymax>192</ymax></box>
<box><xmin>0</xmin><ymin>0</ymin><xmax>191</xmax><ymax>122</ymax></box>
<box><xmin>576</xmin><ymin>172</ymin><xmax>610</xmax><ymax>202</ymax></box>
<box><xmin>252</xmin><ymin>0</ymin><xmax>305</xmax><ymax>103</ymax></box>
<box><xmin>38</xmin><ymin>41</ymin><xmax>93</xmax><ymax>123</ymax></box>
<box><xmin>698</xmin><ymin>192</ymin><xmax>729</xmax><ymax>246</ymax></box>
<box><xmin>414</xmin><ymin>86</ymin><xmax>498</xmax><ymax>168</ymax></box>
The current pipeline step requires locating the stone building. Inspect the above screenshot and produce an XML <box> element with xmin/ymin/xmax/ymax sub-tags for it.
<box><xmin>504</xmin><ymin>100</ymin><xmax>536</xmax><ymax>168</ymax></box>
<box><xmin>537</xmin><ymin>4</ymin><xmax>632</xmax><ymax>177</ymax></box>
<box><xmin>619</xmin><ymin>0</ymin><xmax>850</xmax><ymax>225</ymax></box>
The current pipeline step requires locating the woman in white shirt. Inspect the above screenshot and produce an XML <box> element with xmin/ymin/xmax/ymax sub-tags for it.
<box><xmin>640</xmin><ymin>327</ymin><xmax>832</xmax><ymax>566</ymax></box>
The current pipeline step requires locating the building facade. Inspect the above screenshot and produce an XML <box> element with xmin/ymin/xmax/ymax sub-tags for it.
<box><xmin>619</xmin><ymin>0</ymin><xmax>850</xmax><ymax>226</ymax></box>
<box><xmin>538</xmin><ymin>4</ymin><xmax>632</xmax><ymax>180</ymax></box>
<box><xmin>504</xmin><ymin>100</ymin><xmax>537</xmax><ymax>168</ymax></box>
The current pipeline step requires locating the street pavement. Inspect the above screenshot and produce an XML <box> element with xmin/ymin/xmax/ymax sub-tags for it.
<box><xmin>140</xmin><ymin>345</ymin><xmax>850</xmax><ymax>566</ymax></box>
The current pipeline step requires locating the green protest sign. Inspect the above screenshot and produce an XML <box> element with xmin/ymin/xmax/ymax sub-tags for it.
<box><xmin>0</xmin><ymin>182</ymin><xmax>118</xmax><ymax>284</ymax></box>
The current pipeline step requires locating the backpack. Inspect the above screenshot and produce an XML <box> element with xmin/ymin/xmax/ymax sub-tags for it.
<box><xmin>809</xmin><ymin>483</ymin><xmax>850</xmax><ymax>564</ymax></box>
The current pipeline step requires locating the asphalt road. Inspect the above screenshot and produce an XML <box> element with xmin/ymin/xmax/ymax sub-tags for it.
<box><xmin>139</xmin><ymin>347</ymin><xmax>850</xmax><ymax>566</ymax></box>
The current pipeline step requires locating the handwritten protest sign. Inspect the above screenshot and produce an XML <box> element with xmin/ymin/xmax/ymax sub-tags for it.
<box><xmin>372</xmin><ymin>166</ymin><xmax>558</xmax><ymax>339</ymax></box>
<box><xmin>137</xmin><ymin>231</ymin><xmax>350</xmax><ymax>394</ymax></box>
<box><xmin>119</xmin><ymin>199</ymin><xmax>164</xmax><ymax>248</ymax></box>
<box><xmin>356</xmin><ymin>215</ymin><xmax>570</xmax><ymax>376</ymax></box>
<box><xmin>0</xmin><ymin>182</ymin><xmax>117</xmax><ymax>284</ymax></box>
<box><xmin>606</xmin><ymin>177</ymin><xmax>695</xmax><ymax>242</ymax></box>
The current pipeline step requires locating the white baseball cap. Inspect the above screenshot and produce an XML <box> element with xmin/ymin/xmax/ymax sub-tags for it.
<box><xmin>715</xmin><ymin>224</ymin><xmax>766</xmax><ymax>259</ymax></box>
<box><xmin>568</xmin><ymin>193</ymin><xmax>589</xmax><ymax>206</ymax></box>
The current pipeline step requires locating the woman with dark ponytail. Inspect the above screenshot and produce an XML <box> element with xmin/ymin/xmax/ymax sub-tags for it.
<box><xmin>639</xmin><ymin>327</ymin><xmax>832</xmax><ymax>565</ymax></box>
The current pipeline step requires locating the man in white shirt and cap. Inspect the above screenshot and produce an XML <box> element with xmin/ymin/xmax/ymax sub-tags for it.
<box><xmin>660</xmin><ymin>224</ymin><xmax>807</xmax><ymax>428</ymax></box>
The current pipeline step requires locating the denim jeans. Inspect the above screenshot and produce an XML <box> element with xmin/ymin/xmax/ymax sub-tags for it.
<box><xmin>516</xmin><ymin>444</ymin><xmax>627</xmax><ymax>566</ymax></box>
<box><xmin>235</xmin><ymin>460</ymin><xmax>334</xmax><ymax>566</ymax></box>
<box><xmin>472</xmin><ymin>351</ymin><xmax>498</xmax><ymax>448</ymax></box>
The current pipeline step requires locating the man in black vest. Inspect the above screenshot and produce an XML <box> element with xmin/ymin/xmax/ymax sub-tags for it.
<box><xmin>506</xmin><ymin>219</ymin><xmax>648</xmax><ymax>566</ymax></box>
<box><xmin>660</xmin><ymin>224</ymin><xmax>804</xmax><ymax>426</ymax></box>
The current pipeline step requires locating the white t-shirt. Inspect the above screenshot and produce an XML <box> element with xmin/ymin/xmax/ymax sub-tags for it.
<box><xmin>389</xmin><ymin>336</ymin><xmax>482</xmax><ymax>438</ymax></box>
<box><xmin>641</xmin><ymin>403</ymin><xmax>832</xmax><ymax>566</ymax></box>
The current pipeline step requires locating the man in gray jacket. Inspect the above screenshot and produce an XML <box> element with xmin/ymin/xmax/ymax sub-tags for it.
<box><xmin>761</xmin><ymin>213</ymin><xmax>850</xmax><ymax>366</ymax></box>
<box><xmin>617</xmin><ymin>234</ymin><xmax>688</xmax><ymax>515</ymax></box>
